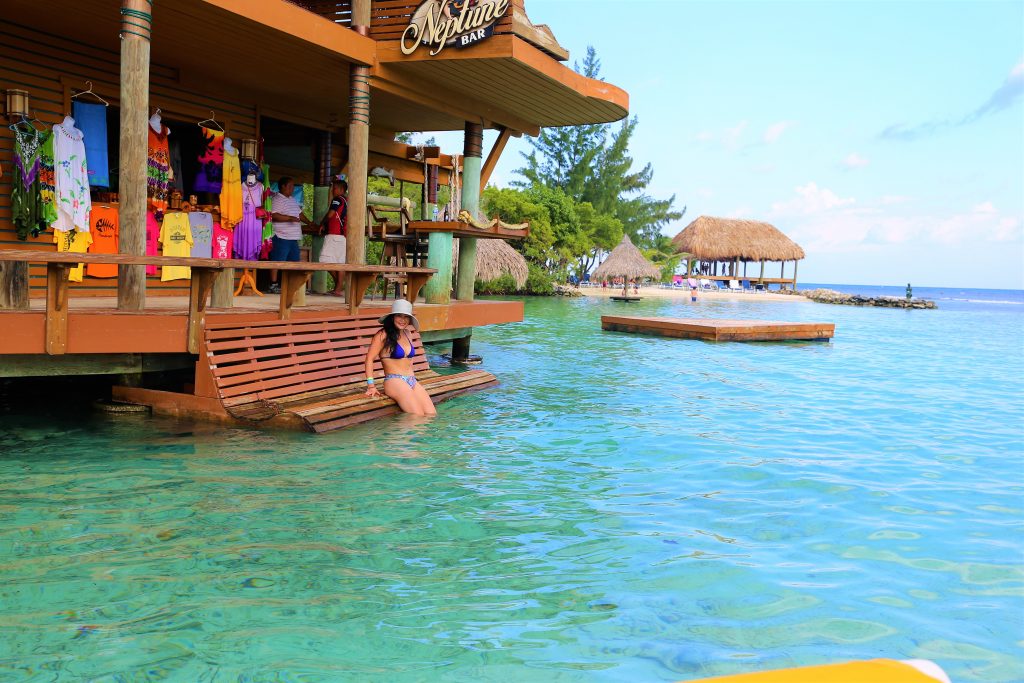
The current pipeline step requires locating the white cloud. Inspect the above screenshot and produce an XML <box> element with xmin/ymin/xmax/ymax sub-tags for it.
<box><xmin>723</xmin><ymin>121</ymin><xmax>749</xmax><ymax>151</ymax></box>
<box><xmin>880</xmin><ymin>195</ymin><xmax>912</xmax><ymax>205</ymax></box>
<box><xmin>694</xmin><ymin>130</ymin><xmax>714</xmax><ymax>142</ymax></box>
<box><xmin>771</xmin><ymin>182</ymin><xmax>855</xmax><ymax>216</ymax></box>
<box><xmin>777</xmin><ymin>197</ymin><xmax>1023</xmax><ymax>254</ymax></box>
<box><xmin>763</xmin><ymin>121</ymin><xmax>794</xmax><ymax>144</ymax></box>
<box><xmin>841</xmin><ymin>153</ymin><xmax>870</xmax><ymax>169</ymax></box>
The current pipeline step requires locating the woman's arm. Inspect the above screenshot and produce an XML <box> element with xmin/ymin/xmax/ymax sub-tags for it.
<box><xmin>364</xmin><ymin>330</ymin><xmax>385</xmax><ymax>397</ymax></box>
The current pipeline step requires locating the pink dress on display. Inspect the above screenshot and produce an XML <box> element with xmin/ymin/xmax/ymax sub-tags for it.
<box><xmin>146</xmin><ymin>210</ymin><xmax>161</xmax><ymax>276</ymax></box>
<box><xmin>234</xmin><ymin>181</ymin><xmax>264</xmax><ymax>261</ymax></box>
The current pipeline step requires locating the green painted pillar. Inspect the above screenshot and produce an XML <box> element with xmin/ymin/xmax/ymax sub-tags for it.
<box><xmin>424</xmin><ymin>232</ymin><xmax>452</xmax><ymax>304</ymax></box>
<box><xmin>311</xmin><ymin>185</ymin><xmax>330</xmax><ymax>293</ymax></box>
<box><xmin>455</xmin><ymin>122</ymin><xmax>483</xmax><ymax>301</ymax></box>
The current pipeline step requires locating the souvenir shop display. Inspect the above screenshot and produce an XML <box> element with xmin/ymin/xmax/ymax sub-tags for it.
<box><xmin>9</xmin><ymin>117</ymin><xmax>47</xmax><ymax>240</ymax></box>
<box><xmin>235</xmin><ymin>172</ymin><xmax>264</xmax><ymax>261</ymax></box>
<box><xmin>211</xmin><ymin>209</ymin><xmax>233</xmax><ymax>260</ymax></box>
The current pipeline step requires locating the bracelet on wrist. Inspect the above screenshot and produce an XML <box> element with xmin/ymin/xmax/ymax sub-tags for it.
<box><xmin>366</xmin><ymin>378</ymin><xmax>375</xmax><ymax>385</ymax></box>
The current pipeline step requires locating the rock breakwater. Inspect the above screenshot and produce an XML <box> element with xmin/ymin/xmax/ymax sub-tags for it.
<box><xmin>799</xmin><ymin>288</ymin><xmax>936</xmax><ymax>309</ymax></box>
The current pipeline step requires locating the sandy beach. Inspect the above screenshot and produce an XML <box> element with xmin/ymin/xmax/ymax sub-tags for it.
<box><xmin>576</xmin><ymin>285</ymin><xmax>801</xmax><ymax>303</ymax></box>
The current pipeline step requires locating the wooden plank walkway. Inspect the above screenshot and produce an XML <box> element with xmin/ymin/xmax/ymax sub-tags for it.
<box><xmin>601</xmin><ymin>316</ymin><xmax>835</xmax><ymax>342</ymax></box>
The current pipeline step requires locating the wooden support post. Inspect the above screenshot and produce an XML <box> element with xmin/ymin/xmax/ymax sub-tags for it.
<box><xmin>188</xmin><ymin>267</ymin><xmax>220</xmax><ymax>354</ymax></box>
<box><xmin>45</xmin><ymin>263</ymin><xmax>71</xmax><ymax>355</ymax></box>
<box><xmin>0</xmin><ymin>262</ymin><xmax>29</xmax><ymax>310</ymax></box>
<box><xmin>455</xmin><ymin>122</ymin><xmax>483</xmax><ymax>301</ymax></box>
<box><xmin>347</xmin><ymin>1</ymin><xmax>371</xmax><ymax>266</ymax></box>
<box><xmin>406</xmin><ymin>272</ymin><xmax>432</xmax><ymax>303</ymax></box>
<box><xmin>211</xmin><ymin>268</ymin><xmax>234</xmax><ymax>307</ymax></box>
<box><xmin>759</xmin><ymin>259</ymin><xmax>765</xmax><ymax>283</ymax></box>
<box><xmin>348</xmin><ymin>271</ymin><xmax>378</xmax><ymax>313</ymax></box>
<box><xmin>792</xmin><ymin>260</ymin><xmax>799</xmax><ymax>290</ymax></box>
<box><xmin>278</xmin><ymin>270</ymin><xmax>311</xmax><ymax>320</ymax></box>
<box><xmin>479</xmin><ymin>126</ymin><xmax>511</xmax><ymax>192</ymax></box>
<box><xmin>117</xmin><ymin>0</ymin><xmax>152</xmax><ymax>311</ymax></box>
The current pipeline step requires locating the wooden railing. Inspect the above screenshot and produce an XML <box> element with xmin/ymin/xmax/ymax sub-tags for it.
<box><xmin>290</xmin><ymin>0</ymin><xmax>523</xmax><ymax>41</ymax></box>
<box><xmin>0</xmin><ymin>250</ymin><xmax>434</xmax><ymax>356</ymax></box>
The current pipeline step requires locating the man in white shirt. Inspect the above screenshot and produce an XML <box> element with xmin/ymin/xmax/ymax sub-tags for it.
<box><xmin>268</xmin><ymin>176</ymin><xmax>309</xmax><ymax>293</ymax></box>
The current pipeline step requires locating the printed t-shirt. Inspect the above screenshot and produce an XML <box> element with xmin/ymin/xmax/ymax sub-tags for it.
<box><xmin>159</xmin><ymin>212</ymin><xmax>193</xmax><ymax>281</ymax></box>
<box><xmin>54</xmin><ymin>229</ymin><xmax>93</xmax><ymax>283</ymax></box>
<box><xmin>324</xmin><ymin>196</ymin><xmax>347</xmax><ymax>236</ymax></box>
<box><xmin>188</xmin><ymin>212</ymin><xmax>214</xmax><ymax>259</ymax></box>
<box><xmin>146</xmin><ymin>211</ymin><xmax>161</xmax><ymax>276</ymax></box>
<box><xmin>87</xmin><ymin>206</ymin><xmax>119</xmax><ymax>278</ymax></box>
<box><xmin>212</xmin><ymin>221</ymin><xmax>233</xmax><ymax>259</ymax></box>
<box><xmin>270</xmin><ymin>192</ymin><xmax>302</xmax><ymax>240</ymax></box>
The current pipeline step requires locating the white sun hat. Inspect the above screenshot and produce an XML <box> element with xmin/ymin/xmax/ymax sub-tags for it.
<box><xmin>379</xmin><ymin>299</ymin><xmax>420</xmax><ymax>331</ymax></box>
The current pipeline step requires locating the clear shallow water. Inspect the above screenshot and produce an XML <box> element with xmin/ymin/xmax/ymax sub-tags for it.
<box><xmin>1</xmin><ymin>294</ymin><xmax>1022</xmax><ymax>682</ymax></box>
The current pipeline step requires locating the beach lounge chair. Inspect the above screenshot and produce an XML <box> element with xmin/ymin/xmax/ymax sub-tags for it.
<box><xmin>699</xmin><ymin>278</ymin><xmax>719</xmax><ymax>291</ymax></box>
<box><xmin>728</xmin><ymin>279</ymin><xmax>744</xmax><ymax>293</ymax></box>
<box><xmin>753</xmin><ymin>283</ymin><xmax>767</xmax><ymax>293</ymax></box>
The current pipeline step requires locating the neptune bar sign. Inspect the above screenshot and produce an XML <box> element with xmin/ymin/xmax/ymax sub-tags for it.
<box><xmin>401</xmin><ymin>0</ymin><xmax>510</xmax><ymax>56</ymax></box>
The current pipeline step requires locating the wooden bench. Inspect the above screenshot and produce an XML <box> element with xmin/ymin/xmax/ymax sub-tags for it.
<box><xmin>203</xmin><ymin>313</ymin><xmax>499</xmax><ymax>432</ymax></box>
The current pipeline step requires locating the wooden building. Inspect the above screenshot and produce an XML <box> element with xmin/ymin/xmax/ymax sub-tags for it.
<box><xmin>0</xmin><ymin>0</ymin><xmax>628</xmax><ymax>425</ymax></box>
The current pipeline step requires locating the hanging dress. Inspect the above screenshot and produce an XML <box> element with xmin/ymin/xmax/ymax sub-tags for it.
<box><xmin>10</xmin><ymin>125</ymin><xmax>46</xmax><ymax>240</ymax></box>
<box><xmin>147</xmin><ymin>123</ymin><xmax>171</xmax><ymax>216</ymax></box>
<box><xmin>146</xmin><ymin>210</ymin><xmax>161</xmax><ymax>276</ymax></box>
<box><xmin>234</xmin><ymin>182</ymin><xmax>264</xmax><ymax>261</ymax></box>
<box><xmin>52</xmin><ymin>116</ymin><xmax>91</xmax><ymax>234</ymax></box>
<box><xmin>219</xmin><ymin>147</ymin><xmax>242</xmax><ymax>228</ymax></box>
<box><xmin>194</xmin><ymin>126</ymin><xmax>224</xmax><ymax>193</ymax></box>
<box><xmin>39</xmin><ymin>131</ymin><xmax>58</xmax><ymax>226</ymax></box>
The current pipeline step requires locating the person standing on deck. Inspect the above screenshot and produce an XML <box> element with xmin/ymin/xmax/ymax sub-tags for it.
<box><xmin>364</xmin><ymin>300</ymin><xmax>437</xmax><ymax>416</ymax></box>
<box><xmin>267</xmin><ymin>177</ymin><xmax>310</xmax><ymax>293</ymax></box>
<box><xmin>319</xmin><ymin>179</ymin><xmax>348</xmax><ymax>297</ymax></box>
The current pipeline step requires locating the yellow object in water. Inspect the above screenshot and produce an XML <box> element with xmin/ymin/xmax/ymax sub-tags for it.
<box><xmin>692</xmin><ymin>659</ymin><xmax>949</xmax><ymax>683</ymax></box>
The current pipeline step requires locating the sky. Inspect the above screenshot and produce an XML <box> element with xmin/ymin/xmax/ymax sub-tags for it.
<box><xmin>428</xmin><ymin>1</ymin><xmax>1024</xmax><ymax>289</ymax></box>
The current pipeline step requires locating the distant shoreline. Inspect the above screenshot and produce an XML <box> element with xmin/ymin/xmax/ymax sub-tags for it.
<box><xmin>577</xmin><ymin>286</ymin><xmax>798</xmax><ymax>302</ymax></box>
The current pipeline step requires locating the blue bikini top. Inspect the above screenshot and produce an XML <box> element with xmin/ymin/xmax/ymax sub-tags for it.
<box><xmin>389</xmin><ymin>333</ymin><xmax>416</xmax><ymax>360</ymax></box>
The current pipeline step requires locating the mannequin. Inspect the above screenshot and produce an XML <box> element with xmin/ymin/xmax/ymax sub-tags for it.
<box><xmin>149</xmin><ymin>110</ymin><xmax>162</xmax><ymax>134</ymax></box>
<box><xmin>224</xmin><ymin>136</ymin><xmax>235</xmax><ymax>154</ymax></box>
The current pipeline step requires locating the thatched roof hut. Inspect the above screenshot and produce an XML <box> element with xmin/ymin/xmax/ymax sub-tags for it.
<box><xmin>453</xmin><ymin>238</ymin><xmax>529</xmax><ymax>288</ymax></box>
<box><xmin>671</xmin><ymin>216</ymin><xmax>805</xmax><ymax>262</ymax></box>
<box><xmin>593</xmin><ymin>234</ymin><xmax>662</xmax><ymax>281</ymax></box>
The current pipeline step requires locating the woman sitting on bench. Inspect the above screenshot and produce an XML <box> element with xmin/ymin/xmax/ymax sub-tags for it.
<box><xmin>364</xmin><ymin>300</ymin><xmax>437</xmax><ymax>416</ymax></box>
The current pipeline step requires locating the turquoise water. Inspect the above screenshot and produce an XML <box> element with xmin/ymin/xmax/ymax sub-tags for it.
<box><xmin>1</xmin><ymin>294</ymin><xmax>1022</xmax><ymax>682</ymax></box>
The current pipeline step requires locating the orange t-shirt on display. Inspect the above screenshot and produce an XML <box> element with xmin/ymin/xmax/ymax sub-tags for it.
<box><xmin>87</xmin><ymin>206</ymin><xmax>119</xmax><ymax>278</ymax></box>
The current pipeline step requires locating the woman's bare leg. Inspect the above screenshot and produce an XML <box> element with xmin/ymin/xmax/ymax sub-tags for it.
<box><xmin>411</xmin><ymin>382</ymin><xmax>437</xmax><ymax>415</ymax></box>
<box><xmin>383</xmin><ymin>378</ymin><xmax>427</xmax><ymax>415</ymax></box>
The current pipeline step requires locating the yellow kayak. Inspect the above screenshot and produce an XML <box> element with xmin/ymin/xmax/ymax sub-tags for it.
<box><xmin>692</xmin><ymin>659</ymin><xmax>950</xmax><ymax>682</ymax></box>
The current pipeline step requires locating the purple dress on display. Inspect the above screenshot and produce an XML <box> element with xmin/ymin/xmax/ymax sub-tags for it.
<box><xmin>234</xmin><ymin>181</ymin><xmax>264</xmax><ymax>261</ymax></box>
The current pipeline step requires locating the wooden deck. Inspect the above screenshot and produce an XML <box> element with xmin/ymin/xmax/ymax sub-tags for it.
<box><xmin>601</xmin><ymin>316</ymin><xmax>835</xmax><ymax>342</ymax></box>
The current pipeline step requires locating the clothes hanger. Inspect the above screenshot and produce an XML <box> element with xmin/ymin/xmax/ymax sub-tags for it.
<box><xmin>196</xmin><ymin>110</ymin><xmax>224</xmax><ymax>132</ymax></box>
<box><xmin>71</xmin><ymin>81</ymin><xmax>110</xmax><ymax>106</ymax></box>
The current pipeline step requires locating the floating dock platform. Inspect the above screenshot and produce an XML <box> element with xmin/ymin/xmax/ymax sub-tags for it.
<box><xmin>601</xmin><ymin>316</ymin><xmax>835</xmax><ymax>342</ymax></box>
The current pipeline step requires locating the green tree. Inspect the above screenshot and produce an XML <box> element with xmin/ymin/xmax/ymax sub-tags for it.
<box><xmin>515</xmin><ymin>46</ymin><xmax>684</xmax><ymax>267</ymax></box>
